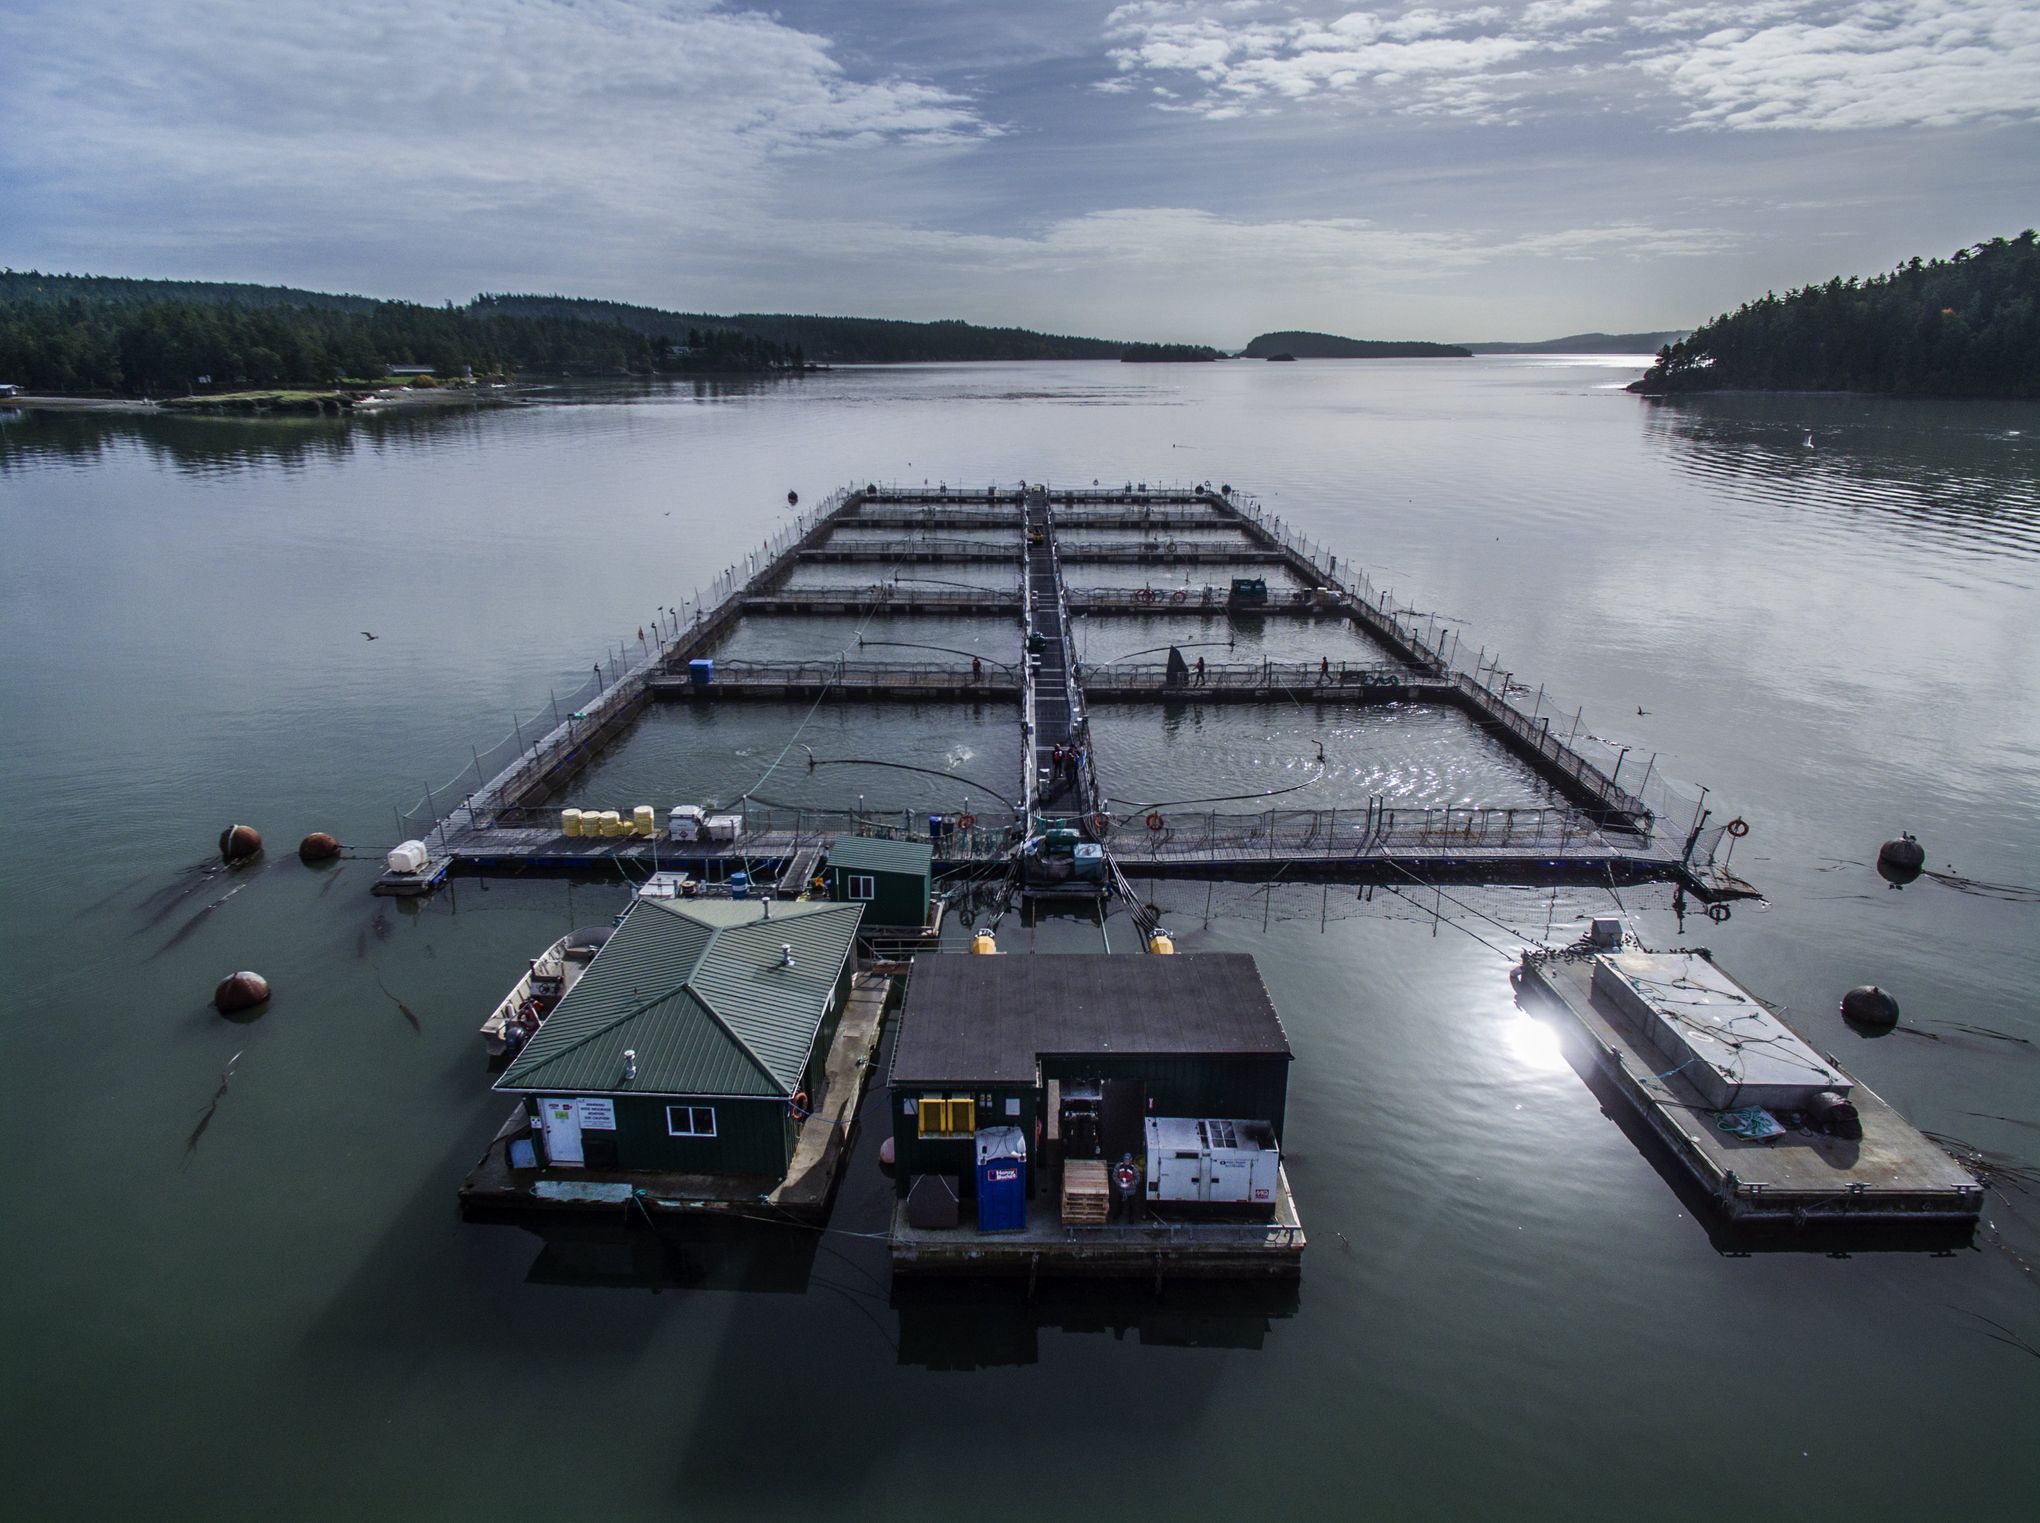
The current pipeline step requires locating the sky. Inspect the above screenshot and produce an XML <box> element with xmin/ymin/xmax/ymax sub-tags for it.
<box><xmin>2</xmin><ymin>0</ymin><xmax>2034</xmax><ymax>343</ymax></box>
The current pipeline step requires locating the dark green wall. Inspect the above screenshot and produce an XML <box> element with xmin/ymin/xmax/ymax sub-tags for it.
<box><xmin>892</xmin><ymin>1084</ymin><xmax>1038</xmax><ymax>1198</ymax></box>
<box><xmin>826</xmin><ymin>863</ymin><xmax>928</xmax><ymax>928</ymax></box>
<box><xmin>610</xmin><ymin>1094</ymin><xmax>795</xmax><ymax>1176</ymax></box>
<box><xmin>1042</xmin><ymin>1054</ymin><xmax>1290</xmax><ymax>1141</ymax></box>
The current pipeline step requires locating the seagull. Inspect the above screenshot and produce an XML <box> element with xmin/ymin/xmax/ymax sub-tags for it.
<box><xmin>360</xmin><ymin>631</ymin><xmax>379</xmax><ymax>641</ymax></box>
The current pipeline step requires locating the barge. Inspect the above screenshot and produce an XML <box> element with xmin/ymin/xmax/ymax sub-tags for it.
<box><xmin>1514</xmin><ymin>936</ymin><xmax>1983</xmax><ymax>1228</ymax></box>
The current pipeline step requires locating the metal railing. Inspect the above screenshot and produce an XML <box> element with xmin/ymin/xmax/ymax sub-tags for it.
<box><xmin>1083</xmin><ymin>660</ymin><xmax>1426</xmax><ymax>692</ymax></box>
<box><xmin>652</xmin><ymin>658</ymin><xmax>1016</xmax><ymax>691</ymax></box>
<box><xmin>1098</xmin><ymin>803</ymin><xmax>1645</xmax><ymax>862</ymax></box>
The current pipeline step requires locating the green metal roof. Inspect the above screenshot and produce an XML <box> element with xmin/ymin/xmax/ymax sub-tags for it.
<box><xmin>494</xmin><ymin>898</ymin><xmax>863</xmax><ymax>1099</ymax></box>
<box><xmin>826</xmin><ymin>835</ymin><xmax>932</xmax><ymax>876</ymax></box>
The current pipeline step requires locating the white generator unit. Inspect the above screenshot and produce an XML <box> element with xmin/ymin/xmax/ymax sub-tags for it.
<box><xmin>701</xmin><ymin>813</ymin><xmax>741</xmax><ymax>843</ymax></box>
<box><xmin>667</xmin><ymin>805</ymin><xmax>705</xmax><ymax>841</ymax></box>
<box><xmin>1144</xmin><ymin>1117</ymin><xmax>1281</xmax><ymax>1211</ymax></box>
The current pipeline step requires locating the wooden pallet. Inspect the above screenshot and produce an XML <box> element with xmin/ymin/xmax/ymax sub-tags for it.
<box><xmin>1061</xmin><ymin>1161</ymin><xmax>1111</xmax><ymax>1225</ymax></box>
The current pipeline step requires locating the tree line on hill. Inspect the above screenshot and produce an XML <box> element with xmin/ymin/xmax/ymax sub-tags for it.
<box><xmin>1633</xmin><ymin>232</ymin><xmax>2040</xmax><ymax>398</ymax></box>
<box><xmin>0</xmin><ymin>273</ymin><xmax>828</xmax><ymax>394</ymax></box>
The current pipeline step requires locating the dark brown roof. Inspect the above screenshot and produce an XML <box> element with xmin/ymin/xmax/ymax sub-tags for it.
<box><xmin>890</xmin><ymin>953</ymin><xmax>1291</xmax><ymax>1086</ymax></box>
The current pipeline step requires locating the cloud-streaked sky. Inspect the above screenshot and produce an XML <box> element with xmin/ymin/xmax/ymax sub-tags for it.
<box><xmin>3</xmin><ymin>0</ymin><xmax>2033</xmax><ymax>341</ymax></box>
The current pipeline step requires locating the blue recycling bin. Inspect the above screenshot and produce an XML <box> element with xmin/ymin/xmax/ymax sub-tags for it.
<box><xmin>688</xmin><ymin>658</ymin><xmax>715</xmax><ymax>688</ymax></box>
<box><xmin>975</xmin><ymin>1126</ymin><xmax>1028</xmax><ymax>1233</ymax></box>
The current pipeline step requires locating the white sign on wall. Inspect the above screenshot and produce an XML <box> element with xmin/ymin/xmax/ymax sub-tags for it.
<box><xmin>576</xmin><ymin>1098</ymin><xmax>617</xmax><ymax>1129</ymax></box>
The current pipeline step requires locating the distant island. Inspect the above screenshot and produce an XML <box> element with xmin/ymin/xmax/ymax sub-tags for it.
<box><xmin>1630</xmin><ymin>232</ymin><xmax>2040</xmax><ymax>398</ymax></box>
<box><xmin>1120</xmin><ymin>342</ymin><xmax>1222</xmax><ymax>363</ymax></box>
<box><xmin>1462</xmin><ymin>331</ymin><xmax>1688</xmax><ymax>354</ymax></box>
<box><xmin>1241</xmin><ymin>331</ymin><xmax>1471</xmax><ymax>359</ymax></box>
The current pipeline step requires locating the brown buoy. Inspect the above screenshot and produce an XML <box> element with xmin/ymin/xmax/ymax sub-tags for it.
<box><xmin>298</xmin><ymin>831</ymin><xmax>342</xmax><ymax>864</ymax></box>
<box><xmin>1840</xmin><ymin>984</ymin><xmax>1900</xmax><ymax>1031</ymax></box>
<box><xmin>214</xmin><ymin>970</ymin><xmax>271</xmax><ymax>1014</ymax></box>
<box><xmin>218</xmin><ymin>824</ymin><xmax>263</xmax><ymax>864</ymax></box>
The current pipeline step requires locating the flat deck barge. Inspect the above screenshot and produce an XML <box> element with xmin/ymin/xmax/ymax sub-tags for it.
<box><xmin>1516</xmin><ymin>948</ymin><xmax>1982</xmax><ymax>1227</ymax></box>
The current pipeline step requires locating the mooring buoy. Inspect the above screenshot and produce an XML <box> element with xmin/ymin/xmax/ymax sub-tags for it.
<box><xmin>1876</xmin><ymin>833</ymin><xmax>1925</xmax><ymax>888</ymax></box>
<box><xmin>1840</xmin><ymin>984</ymin><xmax>1900</xmax><ymax>1031</ymax></box>
<box><xmin>218</xmin><ymin>823</ymin><xmax>264</xmax><ymax>864</ymax></box>
<box><xmin>214</xmin><ymin>970</ymin><xmax>271</xmax><ymax>1014</ymax></box>
<box><xmin>297</xmin><ymin>831</ymin><xmax>342</xmax><ymax>864</ymax></box>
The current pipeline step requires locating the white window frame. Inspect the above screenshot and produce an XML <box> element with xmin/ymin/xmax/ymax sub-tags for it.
<box><xmin>847</xmin><ymin>873</ymin><xmax>876</xmax><ymax>901</ymax></box>
<box><xmin>665</xmin><ymin>1104</ymin><xmax>718</xmax><ymax>1138</ymax></box>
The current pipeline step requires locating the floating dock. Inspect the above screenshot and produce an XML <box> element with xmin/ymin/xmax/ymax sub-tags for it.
<box><xmin>1514</xmin><ymin>946</ymin><xmax>1982</xmax><ymax>1228</ymax></box>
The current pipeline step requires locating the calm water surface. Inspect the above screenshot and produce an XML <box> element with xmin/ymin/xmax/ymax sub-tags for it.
<box><xmin>3</xmin><ymin>361</ymin><xmax>2038</xmax><ymax>1521</ymax></box>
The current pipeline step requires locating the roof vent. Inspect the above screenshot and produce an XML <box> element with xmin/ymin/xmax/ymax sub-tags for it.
<box><xmin>622</xmin><ymin>1048</ymin><xmax>637</xmax><ymax>1082</ymax></box>
<box><xmin>781</xmin><ymin>943</ymin><xmax>795</xmax><ymax>968</ymax></box>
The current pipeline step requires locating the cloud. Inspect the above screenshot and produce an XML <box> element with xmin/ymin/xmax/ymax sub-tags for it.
<box><xmin>0</xmin><ymin>0</ymin><xmax>997</xmax><ymax>274</ymax></box>
<box><xmin>1098</xmin><ymin>1</ymin><xmax>2040</xmax><ymax>131</ymax></box>
<box><xmin>1638</xmin><ymin>1</ymin><xmax>2040</xmax><ymax>131</ymax></box>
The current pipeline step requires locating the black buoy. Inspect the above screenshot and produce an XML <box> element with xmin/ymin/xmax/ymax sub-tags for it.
<box><xmin>1876</xmin><ymin>832</ymin><xmax>1925</xmax><ymax>888</ymax></box>
<box><xmin>214</xmin><ymin>970</ymin><xmax>271</xmax><ymax>1015</ymax></box>
<box><xmin>218</xmin><ymin>823</ymin><xmax>263</xmax><ymax>865</ymax></box>
<box><xmin>787</xmin><ymin>490</ymin><xmax>799</xmax><ymax>508</ymax></box>
<box><xmin>1840</xmin><ymin>984</ymin><xmax>1900</xmax><ymax>1031</ymax></box>
<box><xmin>298</xmin><ymin>831</ymin><xmax>342</xmax><ymax>864</ymax></box>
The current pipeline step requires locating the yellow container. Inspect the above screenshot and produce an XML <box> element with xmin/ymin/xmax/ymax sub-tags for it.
<box><xmin>632</xmin><ymin>805</ymin><xmax>657</xmax><ymax>836</ymax></box>
<box><xmin>599</xmin><ymin>810</ymin><xmax>624</xmax><ymax>838</ymax></box>
<box><xmin>561</xmin><ymin>808</ymin><xmax>583</xmax><ymax>838</ymax></box>
<box><xmin>1148</xmin><ymin>932</ymin><xmax>1176</xmax><ymax>955</ymax></box>
<box><xmin>970</xmin><ymin>931</ymin><xmax>998</xmax><ymax>955</ymax></box>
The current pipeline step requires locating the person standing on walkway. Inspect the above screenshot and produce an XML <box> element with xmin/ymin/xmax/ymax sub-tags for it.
<box><xmin>1319</xmin><ymin>655</ymin><xmax>1330</xmax><ymax>685</ymax></box>
<box><xmin>1194</xmin><ymin>655</ymin><xmax>1207</xmax><ymax>685</ymax></box>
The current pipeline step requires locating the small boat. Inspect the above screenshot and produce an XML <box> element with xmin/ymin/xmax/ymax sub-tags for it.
<box><xmin>479</xmin><ymin>925</ymin><xmax>612</xmax><ymax>1058</ymax></box>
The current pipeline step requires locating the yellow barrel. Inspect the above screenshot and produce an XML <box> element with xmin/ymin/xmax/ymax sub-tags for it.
<box><xmin>561</xmin><ymin>808</ymin><xmax>583</xmax><ymax>838</ymax></box>
<box><xmin>599</xmin><ymin>809</ymin><xmax>624</xmax><ymax>837</ymax></box>
<box><xmin>1148</xmin><ymin>932</ymin><xmax>1176</xmax><ymax>955</ymax></box>
<box><xmin>632</xmin><ymin>805</ymin><xmax>656</xmax><ymax>836</ymax></box>
<box><xmin>970</xmin><ymin>930</ymin><xmax>998</xmax><ymax>955</ymax></box>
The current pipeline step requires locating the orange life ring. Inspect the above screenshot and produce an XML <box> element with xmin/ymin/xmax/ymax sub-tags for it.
<box><xmin>790</xmin><ymin>1091</ymin><xmax>809</xmax><ymax>1116</ymax></box>
<box><xmin>1146</xmin><ymin>811</ymin><xmax>1165</xmax><ymax>832</ymax></box>
<box><xmin>1136</xmin><ymin>588</ymin><xmax>1155</xmax><ymax>604</ymax></box>
<box><xmin>1090</xmin><ymin>812</ymin><xmax>1109</xmax><ymax>835</ymax></box>
<box><xmin>957</xmin><ymin>812</ymin><xmax>976</xmax><ymax>830</ymax></box>
<box><xmin>1171</xmin><ymin>589</ymin><xmax>1187</xmax><ymax>604</ymax></box>
<box><xmin>1725</xmin><ymin>817</ymin><xmax>1749</xmax><ymax>838</ymax></box>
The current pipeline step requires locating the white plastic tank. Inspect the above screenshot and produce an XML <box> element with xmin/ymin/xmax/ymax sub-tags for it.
<box><xmin>386</xmin><ymin>840</ymin><xmax>429</xmax><ymax>874</ymax></box>
<box><xmin>668</xmin><ymin>805</ymin><xmax>705</xmax><ymax>841</ymax></box>
<box><xmin>703</xmin><ymin>813</ymin><xmax>741</xmax><ymax>843</ymax></box>
<box><xmin>560</xmin><ymin>808</ymin><xmax>583</xmax><ymax>838</ymax></box>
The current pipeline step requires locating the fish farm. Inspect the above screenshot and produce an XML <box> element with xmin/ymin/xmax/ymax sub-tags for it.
<box><xmin>377</xmin><ymin>481</ymin><xmax>1759</xmax><ymax>907</ymax></box>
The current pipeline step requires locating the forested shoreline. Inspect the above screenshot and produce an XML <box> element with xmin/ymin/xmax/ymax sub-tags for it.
<box><xmin>1632</xmin><ymin>233</ymin><xmax>2039</xmax><ymax>398</ymax></box>
<box><xmin>0</xmin><ymin>272</ymin><xmax>1143</xmax><ymax>395</ymax></box>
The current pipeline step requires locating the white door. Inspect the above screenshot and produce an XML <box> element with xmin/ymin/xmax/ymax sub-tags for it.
<box><xmin>539</xmin><ymin>1098</ymin><xmax>584</xmax><ymax>1167</ymax></box>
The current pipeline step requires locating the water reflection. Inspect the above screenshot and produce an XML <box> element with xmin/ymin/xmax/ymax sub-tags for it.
<box><xmin>1639</xmin><ymin>393</ymin><xmax>2040</xmax><ymax>563</ymax></box>
<box><xmin>0</xmin><ymin>402</ymin><xmax>509</xmax><ymax>476</ymax></box>
<box><xmin>892</xmin><ymin>1278</ymin><xmax>1300</xmax><ymax>1370</ymax></box>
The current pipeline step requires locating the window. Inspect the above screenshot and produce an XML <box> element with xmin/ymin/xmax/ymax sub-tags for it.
<box><xmin>666</xmin><ymin>1104</ymin><xmax>717</xmax><ymax>1138</ymax></box>
<box><xmin>917</xmin><ymin>1095</ymin><xmax>976</xmax><ymax>1138</ymax></box>
<box><xmin>847</xmin><ymin>873</ymin><xmax>876</xmax><ymax>901</ymax></box>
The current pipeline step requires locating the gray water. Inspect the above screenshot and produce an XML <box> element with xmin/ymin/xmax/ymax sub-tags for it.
<box><xmin>3</xmin><ymin>361</ymin><xmax>2039</xmax><ymax>1521</ymax></box>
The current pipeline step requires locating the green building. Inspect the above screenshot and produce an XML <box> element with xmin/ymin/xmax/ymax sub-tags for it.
<box><xmin>888</xmin><ymin>954</ymin><xmax>1292</xmax><ymax>1200</ymax></box>
<box><xmin>823</xmin><ymin>834</ymin><xmax>933</xmax><ymax>929</ymax></box>
<box><xmin>496</xmin><ymin>897</ymin><xmax>863</xmax><ymax>1179</ymax></box>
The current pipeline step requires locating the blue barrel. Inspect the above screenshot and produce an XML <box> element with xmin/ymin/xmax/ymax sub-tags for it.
<box><xmin>928</xmin><ymin>813</ymin><xmax>949</xmax><ymax>841</ymax></box>
<box><xmin>688</xmin><ymin>658</ymin><xmax>714</xmax><ymax>688</ymax></box>
<box><xmin>729</xmin><ymin>870</ymin><xmax>749</xmax><ymax>900</ymax></box>
<box><xmin>974</xmin><ymin>1126</ymin><xmax>1028</xmax><ymax>1233</ymax></box>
